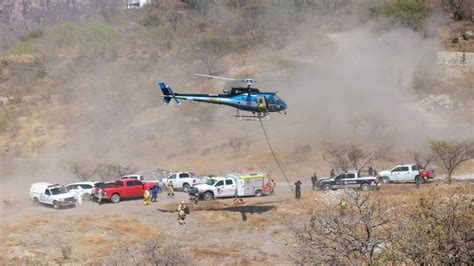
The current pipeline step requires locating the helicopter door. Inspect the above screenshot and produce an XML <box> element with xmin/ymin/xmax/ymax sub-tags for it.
<box><xmin>267</xmin><ymin>97</ymin><xmax>275</xmax><ymax>110</ymax></box>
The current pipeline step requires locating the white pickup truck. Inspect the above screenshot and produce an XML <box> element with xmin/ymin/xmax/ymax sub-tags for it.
<box><xmin>29</xmin><ymin>182</ymin><xmax>77</xmax><ymax>209</ymax></box>
<box><xmin>191</xmin><ymin>173</ymin><xmax>270</xmax><ymax>201</ymax></box>
<box><xmin>377</xmin><ymin>164</ymin><xmax>435</xmax><ymax>183</ymax></box>
<box><xmin>162</xmin><ymin>172</ymin><xmax>208</xmax><ymax>192</ymax></box>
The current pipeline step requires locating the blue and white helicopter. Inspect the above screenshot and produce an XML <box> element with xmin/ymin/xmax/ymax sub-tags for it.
<box><xmin>158</xmin><ymin>74</ymin><xmax>287</xmax><ymax>120</ymax></box>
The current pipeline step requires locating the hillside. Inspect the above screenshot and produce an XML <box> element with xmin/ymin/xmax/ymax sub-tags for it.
<box><xmin>0</xmin><ymin>0</ymin><xmax>474</xmax><ymax>264</ymax></box>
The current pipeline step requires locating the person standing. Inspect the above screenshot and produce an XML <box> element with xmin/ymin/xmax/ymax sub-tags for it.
<box><xmin>311</xmin><ymin>173</ymin><xmax>318</xmax><ymax>190</ymax></box>
<box><xmin>339</xmin><ymin>198</ymin><xmax>348</xmax><ymax>216</ymax></box>
<box><xmin>97</xmin><ymin>188</ymin><xmax>104</xmax><ymax>205</ymax></box>
<box><xmin>270</xmin><ymin>179</ymin><xmax>276</xmax><ymax>194</ymax></box>
<box><xmin>368</xmin><ymin>166</ymin><xmax>374</xmax><ymax>176</ymax></box>
<box><xmin>294</xmin><ymin>180</ymin><xmax>302</xmax><ymax>199</ymax></box>
<box><xmin>330</xmin><ymin>169</ymin><xmax>335</xmax><ymax>177</ymax></box>
<box><xmin>177</xmin><ymin>201</ymin><xmax>188</xmax><ymax>225</ymax></box>
<box><xmin>143</xmin><ymin>188</ymin><xmax>151</xmax><ymax>206</ymax></box>
<box><xmin>77</xmin><ymin>186</ymin><xmax>83</xmax><ymax>205</ymax></box>
<box><xmin>151</xmin><ymin>183</ymin><xmax>159</xmax><ymax>202</ymax></box>
<box><xmin>167</xmin><ymin>180</ymin><xmax>174</xmax><ymax>199</ymax></box>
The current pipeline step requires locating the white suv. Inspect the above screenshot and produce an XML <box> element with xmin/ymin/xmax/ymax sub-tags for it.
<box><xmin>66</xmin><ymin>181</ymin><xmax>96</xmax><ymax>201</ymax></box>
<box><xmin>30</xmin><ymin>182</ymin><xmax>76</xmax><ymax>209</ymax></box>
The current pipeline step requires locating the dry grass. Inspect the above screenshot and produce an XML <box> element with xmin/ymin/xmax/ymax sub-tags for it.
<box><xmin>190</xmin><ymin>246</ymin><xmax>234</xmax><ymax>259</ymax></box>
<box><xmin>0</xmin><ymin>236</ymin><xmax>24</xmax><ymax>247</ymax></box>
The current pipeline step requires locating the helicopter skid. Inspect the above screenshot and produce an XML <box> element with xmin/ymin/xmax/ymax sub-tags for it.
<box><xmin>235</xmin><ymin>110</ymin><xmax>270</xmax><ymax>121</ymax></box>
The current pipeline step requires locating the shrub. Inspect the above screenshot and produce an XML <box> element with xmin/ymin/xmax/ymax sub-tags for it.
<box><xmin>9</xmin><ymin>39</ymin><xmax>40</xmax><ymax>54</ymax></box>
<box><xmin>140</xmin><ymin>13</ymin><xmax>161</xmax><ymax>27</ymax></box>
<box><xmin>20</xmin><ymin>30</ymin><xmax>45</xmax><ymax>42</ymax></box>
<box><xmin>47</xmin><ymin>21</ymin><xmax>122</xmax><ymax>58</ymax></box>
<box><xmin>0</xmin><ymin>111</ymin><xmax>8</xmax><ymax>132</ymax></box>
<box><xmin>373</xmin><ymin>0</ymin><xmax>427</xmax><ymax>31</ymax></box>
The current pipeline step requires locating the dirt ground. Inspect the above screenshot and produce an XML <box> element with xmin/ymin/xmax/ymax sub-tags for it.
<box><xmin>1</xmin><ymin>180</ymin><xmax>473</xmax><ymax>265</ymax></box>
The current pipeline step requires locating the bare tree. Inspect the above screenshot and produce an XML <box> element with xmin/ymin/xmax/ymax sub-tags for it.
<box><xmin>107</xmin><ymin>241</ymin><xmax>190</xmax><ymax>265</ymax></box>
<box><xmin>324</xmin><ymin>144</ymin><xmax>390</xmax><ymax>174</ymax></box>
<box><xmin>395</xmin><ymin>190</ymin><xmax>474</xmax><ymax>264</ymax></box>
<box><xmin>408</xmin><ymin>150</ymin><xmax>434</xmax><ymax>169</ymax></box>
<box><xmin>191</xmin><ymin>35</ymin><xmax>234</xmax><ymax>75</ymax></box>
<box><xmin>323</xmin><ymin>144</ymin><xmax>351</xmax><ymax>172</ymax></box>
<box><xmin>294</xmin><ymin>191</ymin><xmax>398</xmax><ymax>265</ymax></box>
<box><xmin>229</xmin><ymin>137</ymin><xmax>243</xmax><ymax>157</ymax></box>
<box><xmin>430</xmin><ymin>140</ymin><xmax>473</xmax><ymax>184</ymax></box>
<box><xmin>98</xmin><ymin>163</ymin><xmax>136</xmax><ymax>180</ymax></box>
<box><xmin>65</xmin><ymin>160</ymin><xmax>103</xmax><ymax>181</ymax></box>
<box><xmin>244</xmin><ymin>138</ymin><xmax>254</xmax><ymax>154</ymax></box>
<box><xmin>443</xmin><ymin>0</ymin><xmax>465</xmax><ymax>20</ymax></box>
<box><xmin>56</xmin><ymin>241</ymin><xmax>72</xmax><ymax>261</ymax></box>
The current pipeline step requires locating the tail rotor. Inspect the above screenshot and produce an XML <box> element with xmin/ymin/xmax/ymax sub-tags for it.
<box><xmin>157</xmin><ymin>80</ymin><xmax>180</xmax><ymax>105</ymax></box>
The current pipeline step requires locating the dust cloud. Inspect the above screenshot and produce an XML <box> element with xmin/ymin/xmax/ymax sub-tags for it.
<box><xmin>1</xmin><ymin>2</ymin><xmax>470</xmax><ymax>200</ymax></box>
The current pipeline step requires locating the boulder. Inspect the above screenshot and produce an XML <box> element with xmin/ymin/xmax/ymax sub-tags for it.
<box><xmin>463</xmin><ymin>31</ymin><xmax>474</xmax><ymax>41</ymax></box>
<box><xmin>0</xmin><ymin>96</ymin><xmax>9</xmax><ymax>106</ymax></box>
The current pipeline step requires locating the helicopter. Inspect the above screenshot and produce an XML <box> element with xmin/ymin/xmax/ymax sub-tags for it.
<box><xmin>157</xmin><ymin>74</ymin><xmax>287</xmax><ymax>120</ymax></box>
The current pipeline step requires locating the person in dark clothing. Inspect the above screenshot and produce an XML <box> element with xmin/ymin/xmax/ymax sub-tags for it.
<box><xmin>368</xmin><ymin>166</ymin><xmax>374</xmax><ymax>176</ymax></box>
<box><xmin>330</xmin><ymin>169</ymin><xmax>335</xmax><ymax>177</ymax></box>
<box><xmin>294</xmin><ymin>180</ymin><xmax>302</xmax><ymax>199</ymax></box>
<box><xmin>151</xmin><ymin>184</ymin><xmax>159</xmax><ymax>202</ymax></box>
<box><xmin>311</xmin><ymin>173</ymin><xmax>318</xmax><ymax>190</ymax></box>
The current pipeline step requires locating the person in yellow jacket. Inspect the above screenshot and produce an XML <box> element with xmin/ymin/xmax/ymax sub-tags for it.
<box><xmin>143</xmin><ymin>188</ymin><xmax>151</xmax><ymax>206</ymax></box>
<box><xmin>167</xmin><ymin>180</ymin><xmax>175</xmax><ymax>199</ymax></box>
<box><xmin>257</xmin><ymin>99</ymin><xmax>266</xmax><ymax>112</ymax></box>
<box><xmin>177</xmin><ymin>201</ymin><xmax>188</xmax><ymax>225</ymax></box>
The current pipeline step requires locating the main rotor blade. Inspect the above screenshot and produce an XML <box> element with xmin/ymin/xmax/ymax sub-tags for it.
<box><xmin>257</xmin><ymin>79</ymin><xmax>285</xmax><ymax>82</ymax></box>
<box><xmin>194</xmin><ymin>73</ymin><xmax>238</xmax><ymax>81</ymax></box>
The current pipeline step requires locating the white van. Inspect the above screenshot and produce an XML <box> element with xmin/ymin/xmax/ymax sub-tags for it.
<box><xmin>29</xmin><ymin>182</ymin><xmax>77</xmax><ymax>209</ymax></box>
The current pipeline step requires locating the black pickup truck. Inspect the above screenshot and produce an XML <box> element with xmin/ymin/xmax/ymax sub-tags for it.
<box><xmin>319</xmin><ymin>171</ymin><xmax>379</xmax><ymax>191</ymax></box>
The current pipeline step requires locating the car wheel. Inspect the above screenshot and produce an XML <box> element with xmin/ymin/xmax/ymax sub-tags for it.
<box><xmin>183</xmin><ymin>184</ymin><xmax>191</xmax><ymax>193</ymax></box>
<box><xmin>53</xmin><ymin>201</ymin><xmax>60</xmax><ymax>209</ymax></box>
<box><xmin>382</xmin><ymin>177</ymin><xmax>390</xmax><ymax>184</ymax></box>
<box><xmin>82</xmin><ymin>193</ymin><xmax>91</xmax><ymax>201</ymax></box>
<box><xmin>203</xmin><ymin>192</ymin><xmax>213</xmax><ymax>201</ymax></box>
<box><xmin>322</xmin><ymin>184</ymin><xmax>332</xmax><ymax>191</ymax></box>
<box><xmin>33</xmin><ymin>198</ymin><xmax>39</xmax><ymax>206</ymax></box>
<box><xmin>360</xmin><ymin>183</ymin><xmax>370</xmax><ymax>191</ymax></box>
<box><xmin>254</xmin><ymin>190</ymin><xmax>262</xmax><ymax>197</ymax></box>
<box><xmin>111</xmin><ymin>193</ymin><xmax>120</xmax><ymax>203</ymax></box>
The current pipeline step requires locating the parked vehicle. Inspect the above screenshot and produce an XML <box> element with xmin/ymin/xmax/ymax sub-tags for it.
<box><xmin>29</xmin><ymin>182</ymin><xmax>76</xmax><ymax>209</ymax></box>
<box><xmin>91</xmin><ymin>181</ymin><xmax>115</xmax><ymax>200</ymax></box>
<box><xmin>162</xmin><ymin>172</ymin><xmax>208</xmax><ymax>192</ymax></box>
<box><xmin>192</xmin><ymin>172</ymin><xmax>269</xmax><ymax>201</ymax></box>
<box><xmin>95</xmin><ymin>179</ymin><xmax>154</xmax><ymax>203</ymax></box>
<box><xmin>66</xmin><ymin>181</ymin><xmax>95</xmax><ymax>201</ymax></box>
<box><xmin>319</xmin><ymin>171</ymin><xmax>379</xmax><ymax>191</ymax></box>
<box><xmin>377</xmin><ymin>164</ymin><xmax>435</xmax><ymax>184</ymax></box>
<box><xmin>121</xmin><ymin>174</ymin><xmax>164</xmax><ymax>191</ymax></box>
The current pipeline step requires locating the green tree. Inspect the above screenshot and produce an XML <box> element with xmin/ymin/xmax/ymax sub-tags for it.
<box><xmin>430</xmin><ymin>140</ymin><xmax>473</xmax><ymax>184</ymax></box>
<box><xmin>373</xmin><ymin>0</ymin><xmax>427</xmax><ymax>31</ymax></box>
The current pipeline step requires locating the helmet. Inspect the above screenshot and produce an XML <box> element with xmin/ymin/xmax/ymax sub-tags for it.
<box><xmin>180</xmin><ymin>201</ymin><xmax>184</xmax><ymax>204</ymax></box>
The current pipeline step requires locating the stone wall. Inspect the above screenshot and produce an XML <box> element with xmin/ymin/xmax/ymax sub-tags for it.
<box><xmin>437</xmin><ymin>51</ymin><xmax>474</xmax><ymax>78</ymax></box>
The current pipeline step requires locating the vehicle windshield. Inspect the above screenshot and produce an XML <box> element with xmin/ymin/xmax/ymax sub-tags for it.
<box><xmin>50</xmin><ymin>187</ymin><xmax>68</xmax><ymax>195</ymax></box>
<box><xmin>206</xmin><ymin>179</ymin><xmax>216</xmax><ymax>185</ymax></box>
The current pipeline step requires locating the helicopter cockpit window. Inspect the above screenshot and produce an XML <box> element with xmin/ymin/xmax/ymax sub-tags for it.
<box><xmin>274</xmin><ymin>95</ymin><xmax>282</xmax><ymax>103</ymax></box>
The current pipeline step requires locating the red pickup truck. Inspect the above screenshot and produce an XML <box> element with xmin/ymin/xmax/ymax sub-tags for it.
<box><xmin>96</xmin><ymin>179</ymin><xmax>154</xmax><ymax>203</ymax></box>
